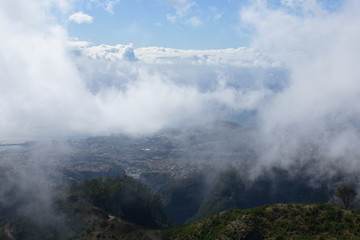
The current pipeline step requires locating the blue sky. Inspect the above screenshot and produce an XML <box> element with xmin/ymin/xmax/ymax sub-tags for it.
<box><xmin>2</xmin><ymin>0</ymin><xmax>359</xmax><ymax>142</ymax></box>
<box><xmin>67</xmin><ymin>0</ymin><xmax>252</xmax><ymax>49</ymax></box>
<box><xmin>66</xmin><ymin>0</ymin><xmax>345</xmax><ymax>50</ymax></box>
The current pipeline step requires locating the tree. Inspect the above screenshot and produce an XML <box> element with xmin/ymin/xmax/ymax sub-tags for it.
<box><xmin>335</xmin><ymin>185</ymin><xmax>357</xmax><ymax>209</ymax></box>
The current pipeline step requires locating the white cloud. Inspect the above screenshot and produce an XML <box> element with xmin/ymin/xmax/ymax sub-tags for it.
<box><xmin>240</xmin><ymin>0</ymin><xmax>360</xmax><ymax>177</ymax></box>
<box><xmin>104</xmin><ymin>0</ymin><xmax>120</xmax><ymax>13</ymax></box>
<box><xmin>165</xmin><ymin>0</ymin><xmax>201</xmax><ymax>25</ymax></box>
<box><xmin>78</xmin><ymin>44</ymin><xmax>276</xmax><ymax>67</ymax></box>
<box><xmin>0</xmin><ymin>0</ymin><xmax>94</xmax><ymax>138</ymax></box>
<box><xmin>69</xmin><ymin>43</ymin><xmax>281</xmax><ymax>135</ymax></box>
<box><xmin>5</xmin><ymin>0</ymin><xmax>360</xmax><ymax>184</ymax></box>
<box><xmin>68</xmin><ymin>11</ymin><xmax>93</xmax><ymax>24</ymax></box>
<box><xmin>67</xmin><ymin>40</ymin><xmax>91</xmax><ymax>48</ymax></box>
<box><xmin>209</xmin><ymin>6</ymin><xmax>223</xmax><ymax>20</ymax></box>
<box><xmin>187</xmin><ymin>16</ymin><xmax>202</xmax><ymax>27</ymax></box>
<box><xmin>0</xmin><ymin>0</ymin><xmax>281</xmax><ymax>139</ymax></box>
<box><xmin>280</xmin><ymin>0</ymin><xmax>322</xmax><ymax>12</ymax></box>
<box><xmin>89</xmin><ymin>0</ymin><xmax>120</xmax><ymax>13</ymax></box>
<box><xmin>214</xmin><ymin>13</ymin><xmax>223</xmax><ymax>20</ymax></box>
<box><xmin>45</xmin><ymin>0</ymin><xmax>72</xmax><ymax>13</ymax></box>
<box><xmin>166</xmin><ymin>14</ymin><xmax>177</xmax><ymax>22</ymax></box>
<box><xmin>166</xmin><ymin>0</ymin><xmax>195</xmax><ymax>16</ymax></box>
<box><xmin>10</xmin><ymin>0</ymin><xmax>360</xmax><ymax>182</ymax></box>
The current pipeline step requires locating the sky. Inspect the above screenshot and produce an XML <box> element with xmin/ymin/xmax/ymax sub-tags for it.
<box><xmin>66</xmin><ymin>0</ymin><xmax>247</xmax><ymax>49</ymax></box>
<box><xmin>3</xmin><ymin>0</ymin><xmax>360</xmax><ymax>177</ymax></box>
<box><xmin>65</xmin><ymin>0</ymin><xmax>343</xmax><ymax>49</ymax></box>
<box><xmin>3</xmin><ymin>0</ymin><xmax>360</xmax><ymax>231</ymax></box>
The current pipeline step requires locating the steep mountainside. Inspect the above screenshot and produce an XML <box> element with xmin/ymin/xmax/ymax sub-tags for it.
<box><xmin>165</xmin><ymin>203</ymin><xmax>360</xmax><ymax>240</ymax></box>
<box><xmin>2</xmin><ymin>189</ymin><xmax>360</xmax><ymax>240</ymax></box>
<box><xmin>1</xmin><ymin>193</ymin><xmax>163</xmax><ymax>240</ymax></box>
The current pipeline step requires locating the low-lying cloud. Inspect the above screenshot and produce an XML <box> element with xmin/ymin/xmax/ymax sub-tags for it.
<box><xmin>2</xmin><ymin>0</ymin><xmax>360</xmax><ymax>181</ymax></box>
<box><xmin>0</xmin><ymin>0</ymin><xmax>285</xmax><ymax>139</ymax></box>
<box><xmin>240</xmin><ymin>0</ymin><xmax>360</xmax><ymax>178</ymax></box>
<box><xmin>68</xmin><ymin>43</ymin><xmax>280</xmax><ymax>136</ymax></box>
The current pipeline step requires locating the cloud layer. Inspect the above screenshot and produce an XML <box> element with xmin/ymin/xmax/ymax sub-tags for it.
<box><xmin>2</xmin><ymin>0</ymin><xmax>360</xmax><ymax>183</ymax></box>
<box><xmin>69</xmin><ymin>43</ymin><xmax>281</xmax><ymax>135</ymax></box>
<box><xmin>240</xmin><ymin>0</ymin><xmax>360</xmax><ymax>177</ymax></box>
<box><xmin>0</xmin><ymin>0</ymin><xmax>286</xmax><ymax>139</ymax></box>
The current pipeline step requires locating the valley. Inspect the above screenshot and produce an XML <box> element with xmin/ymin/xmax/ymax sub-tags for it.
<box><xmin>0</xmin><ymin>121</ymin><xmax>358</xmax><ymax>239</ymax></box>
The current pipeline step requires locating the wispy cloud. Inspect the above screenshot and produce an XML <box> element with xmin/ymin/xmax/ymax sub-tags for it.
<box><xmin>166</xmin><ymin>14</ymin><xmax>177</xmax><ymax>23</ymax></box>
<box><xmin>165</xmin><ymin>0</ymin><xmax>202</xmax><ymax>26</ymax></box>
<box><xmin>89</xmin><ymin>0</ymin><xmax>120</xmax><ymax>13</ymax></box>
<box><xmin>0</xmin><ymin>0</ymin><xmax>278</xmax><ymax>139</ymax></box>
<box><xmin>240</xmin><ymin>0</ymin><xmax>360</xmax><ymax>177</ymax></box>
<box><xmin>104</xmin><ymin>0</ymin><xmax>120</xmax><ymax>13</ymax></box>
<box><xmin>69</xmin><ymin>11</ymin><xmax>93</xmax><ymax>24</ymax></box>
<box><xmin>4</xmin><ymin>0</ymin><xmax>360</xmax><ymax>191</ymax></box>
<box><xmin>187</xmin><ymin>16</ymin><xmax>202</xmax><ymax>27</ymax></box>
<box><xmin>165</xmin><ymin>0</ymin><xmax>195</xmax><ymax>16</ymax></box>
<box><xmin>70</xmin><ymin>43</ymin><xmax>277</xmax><ymax>135</ymax></box>
<box><xmin>209</xmin><ymin>6</ymin><xmax>223</xmax><ymax>20</ymax></box>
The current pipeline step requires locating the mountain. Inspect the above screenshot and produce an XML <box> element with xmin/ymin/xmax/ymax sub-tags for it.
<box><xmin>160</xmin><ymin>167</ymin><xmax>333</xmax><ymax>225</ymax></box>
<box><xmin>4</xmin><ymin>195</ymin><xmax>359</xmax><ymax>240</ymax></box>
<box><xmin>0</xmin><ymin>170</ymin><xmax>357</xmax><ymax>239</ymax></box>
<box><xmin>73</xmin><ymin>175</ymin><xmax>168</xmax><ymax>229</ymax></box>
<box><xmin>165</xmin><ymin>203</ymin><xmax>360</xmax><ymax>240</ymax></box>
<box><xmin>1</xmin><ymin>121</ymin><xmax>359</xmax><ymax>239</ymax></box>
<box><xmin>1</xmin><ymin>194</ymin><xmax>163</xmax><ymax>240</ymax></box>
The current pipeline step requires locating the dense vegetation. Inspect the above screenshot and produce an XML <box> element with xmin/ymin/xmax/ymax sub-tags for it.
<box><xmin>165</xmin><ymin>203</ymin><xmax>360</xmax><ymax>240</ymax></box>
<box><xmin>0</xmin><ymin>168</ymin><xmax>357</xmax><ymax>240</ymax></box>
<box><xmin>0</xmin><ymin>171</ymin><xmax>167</xmax><ymax>240</ymax></box>
<box><xmin>2</xmin><ymin>123</ymin><xmax>360</xmax><ymax>239</ymax></box>
<box><xmin>142</xmin><ymin>167</ymin><xmax>333</xmax><ymax>225</ymax></box>
<box><xmin>72</xmin><ymin>175</ymin><xmax>168</xmax><ymax>228</ymax></box>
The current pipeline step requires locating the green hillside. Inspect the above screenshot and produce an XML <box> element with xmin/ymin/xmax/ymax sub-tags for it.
<box><xmin>3</xmin><ymin>195</ymin><xmax>360</xmax><ymax>239</ymax></box>
<box><xmin>2</xmin><ymin>171</ymin><xmax>359</xmax><ymax>240</ymax></box>
<box><xmin>165</xmin><ymin>203</ymin><xmax>360</xmax><ymax>240</ymax></box>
